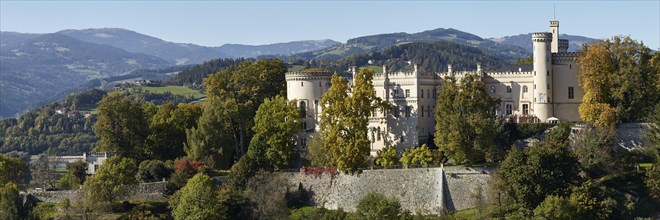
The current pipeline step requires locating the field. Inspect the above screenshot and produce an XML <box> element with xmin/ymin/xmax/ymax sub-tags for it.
<box><xmin>139</xmin><ymin>86</ymin><xmax>205</xmax><ymax>99</ymax></box>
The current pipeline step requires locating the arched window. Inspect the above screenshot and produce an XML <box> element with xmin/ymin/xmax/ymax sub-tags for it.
<box><xmin>523</xmin><ymin>86</ymin><xmax>528</xmax><ymax>93</ymax></box>
<box><xmin>300</xmin><ymin>101</ymin><xmax>307</xmax><ymax>118</ymax></box>
<box><xmin>506</xmin><ymin>86</ymin><xmax>512</xmax><ymax>93</ymax></box>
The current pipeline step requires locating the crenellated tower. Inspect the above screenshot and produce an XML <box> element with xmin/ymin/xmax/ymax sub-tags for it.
<box><xmin>550</xmin><ymin>20</ymin><xmax>560</xmax><ymax>53</ymax></box>
<box><xmin>532</xmin><ymin>32</ymin><xmax>553</xmax><ymax>122</ymax></box>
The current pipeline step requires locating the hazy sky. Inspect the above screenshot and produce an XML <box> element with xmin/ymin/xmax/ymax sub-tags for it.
<box><xmin>1</xmin><ymin>1</ymin><xmax>659</xmax><ymax>49</ymax></box>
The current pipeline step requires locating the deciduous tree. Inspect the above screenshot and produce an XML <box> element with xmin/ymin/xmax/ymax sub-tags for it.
<box><xmin>169</xmin><ymin>173</ymin><xmax>221</xmax><ymax>220</ymax></box>
<box><xmin>83</xmin><ymin>156</ymin><xmax>138</xmax><ymax>207</ymax></box>
<box><xmin>249</xmin><ymin>95</ymin><xmax>301</xmax><ymax>170</ymax></box>
<box><xmin>93</xmin><ymin>94</ymin><xmax>150</xmax><ymax>159</ymax></box>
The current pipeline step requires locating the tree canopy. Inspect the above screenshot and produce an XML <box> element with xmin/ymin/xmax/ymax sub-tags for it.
<box><xmin>249</xmin><ymin>95</ymin><xmax>301</xmax><ymax>170</ymax></box>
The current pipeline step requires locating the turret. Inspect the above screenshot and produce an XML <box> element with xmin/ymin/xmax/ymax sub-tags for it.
<box><xmin>550</xmin><ymin>21</ymin><xmax>559</xmax><ymax>53</ymax></box>
<box><xmin>383</xmin><ymin>65</ymin><xmax>390</xmax><ymax>102</ymax></box>
<box><xmin>476</xmin><ymin>63</ymin><xmax>483</xmax><ymax>78</ymax></box>
<box><xmin>447</xmin><ymin>64</ymin><xmax>453</xmax><ymax>75</ymax></box>
<box><xmin>558</xmin><ymin>39</ymin><xmax>569</xmax><ymax>52</ymax></box>
<box><xmin>532</xmin><ymin>32</ymin><xmax>553</xmax><ymax>122</ymax></box>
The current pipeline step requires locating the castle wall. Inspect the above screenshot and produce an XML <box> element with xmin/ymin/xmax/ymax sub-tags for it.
<box><xmin>282</xmin><ymin>167</ymin><xmax>492</xmax><ymax>215</ymax></box>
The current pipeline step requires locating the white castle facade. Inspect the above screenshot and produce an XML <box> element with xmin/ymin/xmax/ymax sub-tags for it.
<box><xmin>286</xmin><ymin>21</ymin><xmax>583</xmax><ymax>155</ymax></box>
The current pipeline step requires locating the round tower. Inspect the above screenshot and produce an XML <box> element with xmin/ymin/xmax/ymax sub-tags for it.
<box><xmin>532</xmin><ymin>32</ymin><xmax>553</xmax><ymax>122</ymax></box>
<box><xmin>285</xmin><ymin>69</ymin><xmax>333</xmax><ymax>147</ymax></box>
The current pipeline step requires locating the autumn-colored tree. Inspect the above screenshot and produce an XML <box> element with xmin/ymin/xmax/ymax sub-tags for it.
<box><xmin>93</xmin><ymin>94</ymin><xmax>150</xmax><ymax>159</ymax></box>
<box><xmin>577</xmin><ymin>36</ymin><xmax>659</xmax><ymax>127</ymax></box>
<box><xmin>320</xmin><ymin>69</ymin><xmax>387</xmax><ymax>174</ymax></box>
<box><xmin>434</xmin><ymin>73</ymin><xmax>499</xmax><ymax>164</ymax></box>
<box><xmin>249</xmin><ymin>95</ymin><xmax>301</xmax><ymax>170</ymax></box>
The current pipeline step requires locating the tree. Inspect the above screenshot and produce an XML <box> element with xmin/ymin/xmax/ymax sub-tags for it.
<box><xmin>374</xmin><ymin>146</ymin><xmax>399</xmax><ymax>168</ymax></box>
<box><xmin>356</xmin><ymin>192</ymin><xmax>402</xmax><ymax>220</ymax></box>
<box><xmin>497</xmin><ymin>141</ymin><xmax>581</xmax><ymax>212</ymax></box>
<box><xmin>320</xmin><ymin>69</ymin><xmax>386</xmax><ymax>174</ymax></box>
<box><xmin>32</xmin><ymin>154</ymin><xmax>57</xmax><ymax>189</ymax></box>
<box><xmin>306</xmin><ymin>132</ymin><xmax>329</xmax><ymax>167</ymax></box>
<box><xmin>399</xmin><ymin>144</ymin><xmax>439</xmax><ymax>168</ymax></box>
<box><xmin>249</xmin><ymin>95</ymin><xmax>301</xmax><ymax>170</ymax></box>
<box><xmin>0</xmin><ymin>183</ymin><xmax>25</xmax><ymax>220</ymax></box>
<box><xmin>138</xmin><ymin>160</ymin><xmax>171</xmax><ymax>182</ymax></box>
<box><xmin>0</xmin><ymin>155</ymin><xmax>30</xmax><ymax>187</ymax></box>
<box><xmin>244</xmin><ymin>172</ymin><xmax>290</xmax><ymax>219</ymax></box>
<box><xmin>577</xmin><ymin>36</ymin><xmax>659</xmax><ymax>127</ymax></box>
<box><xmin>147</xmin><ymin>103</ymin><xmax>202</xmax><ymax>160</ymax></box>
<box><xmin>532</xmin><ymin>195</ymin><xmax>579</xmax><ymax>220</ymax></box>
<box><xmin>59</xmin><ymin>160</ymin><xmax>88</xmax><ymax>189</ymax></box>
<box><xmin>187</xmin><ymin>59</ymin><xmax>287</xmax><ymax>168</ymax></box>
<box><xmin>93</xmin><ymin>94</ymin><xmax>150</xmax><ymax>160</ymax></box>
<box><xmin>83</xmin><ymin>156</ymin><xmax>138</xmax><ymax>208</ymax></box>
<box><xmin>435</xmin><ymin>73</ymin><xmax>499</xmax><ymax>164</ymax></box>
<box><xmin>169</xmin><ymin>173</ymin><xmax>221</xmax><ymax>220</ymax></box>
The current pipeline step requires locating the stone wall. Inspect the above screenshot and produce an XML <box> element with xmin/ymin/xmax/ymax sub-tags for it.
<box><xmin>29</xmin><ymin>181</ymin><xmax>168</xmax><ymax>203</ymax></box>
<box><xmin>283</xmin><ymin>166</ymin><xmax>492</xmax><ymax>215</ymax></box>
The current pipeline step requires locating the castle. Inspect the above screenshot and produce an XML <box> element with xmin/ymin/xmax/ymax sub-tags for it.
<box><xmin>286</xmin><ymin>21</ymin><xmax>583</xmax><ymax>154</ymax></box>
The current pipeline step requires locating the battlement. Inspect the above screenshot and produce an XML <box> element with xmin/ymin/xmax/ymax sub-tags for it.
<box><xmin>286</xmin><ymin>70</ymin><xmax>333</xmax><ymax>80</ymax></box>
<box><xmin>374</xmin><ymin>71</ymin><xmax>416</xmax><ymax>78</ymax></box>
<box><xmin>550</xmin><ymin>20</ymin><xmax>559</xmax><ymax>27</ymax></box>
<box><xmin>531</xmin><ymin>32</ymin><xmax>552</xmax><ymax>38</ymax></box>
<box><xmin>487</xmin><ymin>71</ymin><xmax>534</xmax><ymax>76</ymax></box>
<box><xmin>554</xmin><ymin>52</ymin><xmax>578</xmax><ymax>57</ymax></box>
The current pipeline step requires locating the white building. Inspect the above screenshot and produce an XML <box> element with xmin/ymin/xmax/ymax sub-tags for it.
<box><xmin>44</xmin><ymin>152</ymin><xmax>114</xmax><ymax>174</ymax></box>
<box><xmin>286</xmin><ymin>20</ymin><xmax>583</xmax><ymax>155</ymax></box>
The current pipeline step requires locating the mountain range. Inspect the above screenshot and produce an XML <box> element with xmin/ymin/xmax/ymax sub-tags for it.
<box><xmin>0</xmin><ymin>27</ymin><xmax>597</xmax><ymax>117</ymax></box>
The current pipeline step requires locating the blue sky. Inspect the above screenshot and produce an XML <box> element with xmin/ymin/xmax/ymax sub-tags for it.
<box><xmin>1</xmin><ymin>1</ymin><xmax>659</xmax><ymax>49</ymax></box>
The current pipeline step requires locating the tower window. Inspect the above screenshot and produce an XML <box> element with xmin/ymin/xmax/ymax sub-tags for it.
<box><xmin>301</xmin><ymin>82</ymin><xmax>304</xmax><ymax>87</ymax></box>
<box><xmin>420</xmin><ymin>89</ymin><xmax>424</xmax><ymax>98</ymax></box>
<box><xmin>547</xmin><ymin>71</ymin><xmax>550</xmax><ymax>76</ymax></box>
<box><xmin>534</xmin><ymin>84</ymin><xmax>536</xmax><ymax>89</ymax></box>
<box><xmin>427</xmin><ymin>90</ymin><xmax>430</xmax><ymax>98</ymax></box>
<box><xmin>303</xmin><ymin>122</ymin><xmax>307</xmax><ymax>130</ymax></box>
<box><xmin>428</xmin><ymin>105</ymin><xmax>432</xmax><ymax>116</ymax></box>
<box><xmin>319</xmin><ymin>81</ymin><xmax>322</xmax><ymax>87</ymax></box>
<box><xmin>421</xmin><ymin>106</ymin><xmax>425</xmax><ymax>117</ymax></box>
<box><xmin>522</xmin><ymin>104</ymin><xmax>529</xmax><ymax>115</ymax></box>
<box><xmin>377</xmin><ymin>127</ymin><xmax>381</xmax><ymax>141</ymax></box>
<box><xmin>433</xmin><ymin>89</ymin><xmax>437</xmax><ymax>99</ymax></box>
<box><xmin>506</xmin><ymin>86</ymin><xmax>512</xmax><ymax>93</ymax></box>
<box><xmin>505</xmin><ymin>104</ymin><xmax>512</xmax><ymax>115</ymax></box>
<box><xmin>570</xmin><ymin>64</ymin><xmax>572</xmax><ymax>69</ymax></box>
<box><xmin>300</xmin><ymin>101</ymin><xmax>307</xmax><ymax>118</ymax></box>
<box><xmin>405</xmin><ymin>89</ymin><xmax>410</xmax><ymax>97</ymax></box>
<box><xmin>547</xmin><ymin>84</ymin><xmax>550</xmax><ymax>90</ymax></box>
<box><xmin>523</xmin><ymin>86</ymin><xmax>528</xmax><ymax>93</ymax></box>
<box><xmin>568</xmin><ymin>87</ymin><xmax>574</xmax><ymax>99</ymax></box>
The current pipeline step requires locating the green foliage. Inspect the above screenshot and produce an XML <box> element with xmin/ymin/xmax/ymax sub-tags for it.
<box><xmin>30</xmin><ymin>202</ymin><xmax>58</xmax><ymax>220</ymax></box>
<box><xmin>514</xmin><ymin>56</ymin><xmax>534</xmax><ymax>65</ymax></box>
<box><xmin>225</xmin><ymin>155</ymin><xmax>260</xmax><ymax>191</ymax></box>
<box><xmin>187</xmin><ymin>59</ymin><xmax>287</xmax><ymax>168</ymax></box>
<box><xmin>93</xmin><ymin>93</ymin><xmax>151</xmax><ymax>160</ymax></box>
<box><xmin>289</xmin><ymin>206</ymin><xmax>353</xmax><ymax>220</ymax></box>
<box><xmin>138</xmin><ymin>160</ymin><xmax>172</xmax><ymax>182</ymax></box>
<box><xmin>59</xmin><ymin>160</ymin><xmax>88</xmax><ymax>189</ymax></box>
<box><xmin>497</xmin><ymin>141</ymin><xmax>581</xmax><ymax>212</ymax></box>
<box><xmin>577</xmin><ymin>36</ymin><xmax>659</xmax><ymax>127</ymax></box>
<box><xmin>532</xmin><ymin>195</ymin><xmax>579</xmax><ymax>220</ymax></box>
<box><xmin>83</xmin><ymin>156</ymin><xmax>138</xmax><ymax>206</ymax></box>
<box><xmin>167</xmin><ymin>58</ymin><xmax>248</xmax><ymax>86</ymax></box>
<box><xmin>147</xmin><ymin>103</ymin><xmax>202</xmax><ymax>160</ymax></box>
<box><xmin>646</xmin><ymin>163</ymin><xmax>660</xmax><ymax>200</ymax></box>
<box><xmin>65</xmin><ymin>88</ymin><xmax>107</xmax><ymax>110</ymax></box>
<box><xmin>0</xmin><ymin>183</ymin><xmax>26</xmax><ymax>219</ymax></box>
<box><xmin>0</xmin><ymin>155</ymin><xmax>30</xmax><ymax>187</ymax></box>
<box><xmin>169</xmin><ymin>173</ymin><xmax>221</xmax><ymax>220</ymax></box>
<box><xmin>435</xmin><ymin>74</ymin><xmax>499</xmax><ymax>164</ymax></box>
<box><xmin>400</xmin><ymin>144</ymin><xmax>440</xmax><ymax>168</ymax></box>
<box><xmin>320</xmin><ymin>69</ymin><xmax>387</xmax><ymax>174</ymax></box>
<box><xmin>307</xmin><ymin>132</ymin><xmax>329</xmax><ymax>167</ymax></box>
<box><xmin>243</xmin><ymin>172</ymin><xmax>290</xmax><ymax>219</ymax></box>
<box><xmin>374</xmin><ymin>146</ymin><xmax>399</xmax><ymax>167</ymax></box>
<box><xmin>250</xmin><ymin>95</ymin><xmax>302</xmax><ymax>170</ymax></box>
<box><xmin>356</xmin><ymin>192</ymin><xmax>402</xmax><ymax>220</ymax></box>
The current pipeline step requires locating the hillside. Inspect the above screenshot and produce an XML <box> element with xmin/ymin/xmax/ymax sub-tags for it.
<box><xmin>279</xmin><ymin>28</ymin><xmax>531</xmax><ymax>62</ymax></box>
<box><xmin>490</xmin><ymin>33</ymin><xmax>599</xmax><ymax>52</ymax></box>
<box><xmin>215</xmin><ymin>39</ymin><xmax>339</xmax><ymax>58</ymax></box>
<box><xmin>0</xmin><ymin>33</ymin><xmax>171</xmax><ymax>117</ymax></box>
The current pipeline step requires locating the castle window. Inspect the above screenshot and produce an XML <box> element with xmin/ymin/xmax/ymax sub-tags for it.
<box><xmin>300</xmin><ymin>101</ymin><xmax>307</xmax><ymax>118</ymax></box>
<box><xmin>400</xmin><ymin>135</ymin><xmax>405</xmax><ymax>143</ymax></box>
<box><xmin>505</xmin><ymin>104</ymin><xmax>512</xmax><ymax>115</ymax></box>
<box><xmin>405</xmin><ymin>106</ymin><xmax>411</xmax><ymax>117</ymax></box>
<box><xmin>301</xmin><ymin>82</ymin><xmax>304</xmax><ymax>87</ymax></box>
<box><xmin>377</xmin><ymin>127</ymin><xmax>381</xmax><ymax>141</ymax></box>
<box><xmin>534</xmin><ymin>84</ymin><xmax>536</xmax><ymax>89</ymax></box>
<box><xmin>547</xmin><ymin>71</ymin><xmax>550</xmax><ymax>76</ymax></box>
<box><xmin>568</xmin><ymin>87</ymin><xmax>574</xmax><ymax>99</ymax></box>
<box><xmin>319</xmin><ymin>81</ymin><xmax>322</xmax><ymax>87</ymax></box>
<box><xmin>405</xmin><ymin>89</ymin><xmax>410</xmax><ymax>97</ymax></box>
<box><xmin>506</xmin><ymin>86</ymin><xmax>512</xmax><ymax>93</ymax></box>
<box><xmin>491</xmin><ymin>86</ymin><xmax>496</xmax><ymax>93</ymax></box>
<box><xmin>427</xmin><ymin>90</ymin><xmax>430</xmax><ymax>98</ymax></box>
<box><xmin>433</xmin><ymin>89</ymin><xmax>437</xmax><ymax>99</ymax></box>
<box><xmin>428</xmin><ymin>105</ymin><xmax>432</xmax><ymax>116</ymax></box>
<box><xmin>570</xmin><ymin>64</ymin><xmax>572</xmax><ymax>69</ymax></box>
<box><xmin>547</xmin><ymin>84</ymin><xmax>550</xmax><ymax>90</ymax></box>
<box><xmin>421</xmin><ymin>106</ymin><xmax>425</xmax><ymax>117</ymax></box>
<box><xmin>303</xmin><ymin>122</ymin><xmax>307</xmax><ymax>130</ymax></box>
<box><xmin>300</xmin><ymin>138</ymin><xmax>307</xmax><ymax>147</ymax></box>
<box><xmin>420</xmin><ymin>89</ymin><xmax>424</xmax><ymax>98</ymax></box>
<box><xmin>523</xmin><ymin>86</ymin><xmax>528</xmax><ymax>93</ymax></box>
<box><xmin>522</xmin><ymin>104</ymin><xmax>529</xmax><ymax>115</ymax></box>
<box><xmin>394</xmin><ymin>106</ymin><xmax>400</xmax><ymax>117</ymax></box>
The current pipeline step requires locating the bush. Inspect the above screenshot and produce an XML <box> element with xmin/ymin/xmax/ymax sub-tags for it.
<box><xmin>356</xmin><ymin>192</ymin><xmax>402</xmax><ymax>220</ymax></box>
<box><xmin>399</xmin><ymin>144</ymin><xmax>440</xmax><ymax>168</ymax></box>
<box><xmin>289</xmin><ymin>206</ymin><xmax>353</xmax><ymax>220</ymax></box>
<box><xmin>374</xmin><ymin>146</ymin><xmax>399</xmax><ymax>168</ymax></box>
<box><xmin>30</xmin><ymin>202</ymin><xmax>57</xmax><ymax>220</ymax></box>
<box><xmin>138</xmin><ymin>160</ymin><xmax>172</xmax><ymax>182</ymax></box>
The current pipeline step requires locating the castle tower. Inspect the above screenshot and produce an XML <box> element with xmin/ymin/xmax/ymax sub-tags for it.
<box><xmin>550</xmin><ymin>21</ymin><xmax>559</xmax><ymax>53</ymax></box>
<box><xmin>285</xmin><ymin>69</ymin><xmax>333</xmax><ymax>147</ymax></box>
<box><xmin>558</xmin><ymin>39</ymin><xmax>569</xmax><ymax>52</ymax></box>
<box><xmin>532</xmin><ymin>32</ymin><xmax>553</xmax><ymax>122</ymax></box>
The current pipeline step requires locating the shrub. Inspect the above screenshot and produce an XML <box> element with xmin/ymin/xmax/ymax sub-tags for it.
<box><xmin>138</xmin><ymin>160</ymin><xmax>172</xmax><ymax>182</ymax></box>
<box><xmin>400</xmin><ymin>144</ymin><xmax>439</xmax><ymax>168</ymax></box>
<box><xmin>374</xmin><ymin>146</ymin><xmax>399</xmax><ymax>168</ymax></box>
<box><xmin>356</xmin><ymin>192</ymin><xmax>402</xmax><ymax>220</ymax></box>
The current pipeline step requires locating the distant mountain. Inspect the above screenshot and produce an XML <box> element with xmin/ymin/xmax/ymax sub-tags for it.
<box><xmin>490</xmin><ymin>34</ymin><xmax>599</xmax><ymax>52</ymax></box>
<box><xmin>0</xmin><ymin>33</ymin><xmax>170</xmax><ymax>117</ymax></box>
<box><xmin>58</xmin><ymin>28</ymin><xmax>339</xmax><ymax>63</ymax></box>
<box><xmin>0</xmin><ymin>32</ymin><xmax>41</xmax><ymax>49</ymax></box>
<box><xmin>215</xmin><ymin>39</ymin><xmax>339</xmax><ymax>58</ymax></box>
<box><xmin>58</xmin><ymin>28</ymin><xmax>227</xmax><ymax>65</ymax></box>
<box><xmin>281</xmin><ymin>28</ymin><xmax>531</xmax><ymax>62</ymax></box>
